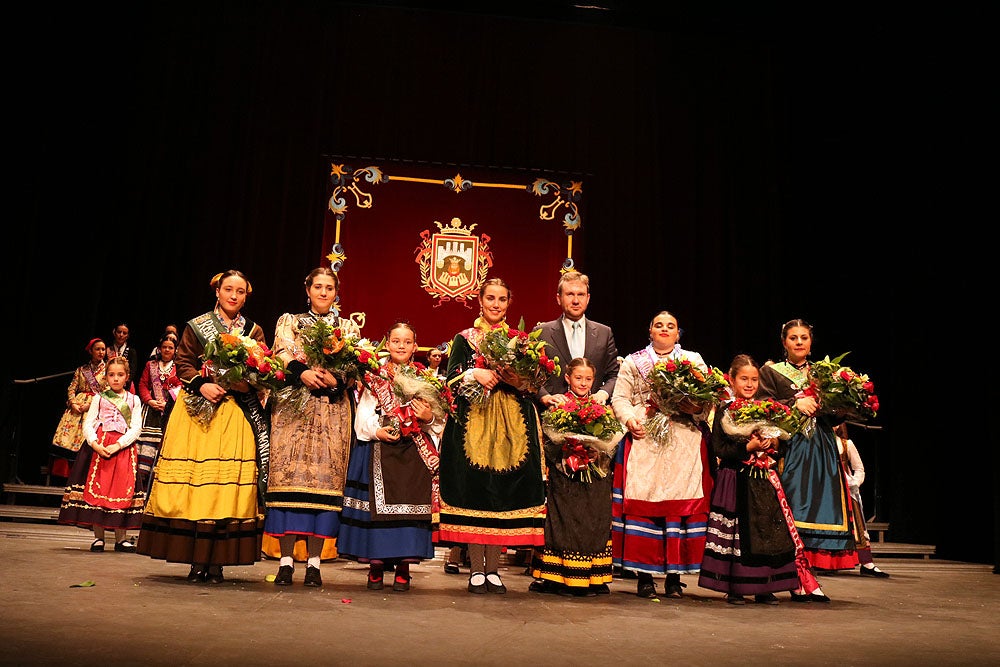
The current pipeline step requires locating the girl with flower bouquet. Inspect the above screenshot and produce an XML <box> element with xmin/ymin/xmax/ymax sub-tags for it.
<box><xmin>438</xmin><ymin>278</ymin><xmax>547</xmax><ymax>596</ymax></box>
<box><xmin>262</xmin><ymin>267</ymin><xmax>358</xmax><ymax>586</ymax></box>
<box><xmin>698</xmin><ymin>354</ymin><xmax>825</xmax><ymax>605</ymax></box>
<box><xmin>530</xmin><ymin>358</ymin><xmax>624</xmax><ymax>597</ymax></box>
<box><xmin>338</xmin><ymin>321</ymin><xmax>445</xmax><ymax>593</ymax></box>
<box><xmin>609</xmin><ymin>310</ymin><xmax>717</xmax><ymax>599</ymax></box>
<box><xmin>758</xmin><ymin>318</ymin><xmax>860</xmax><ymax>589</ymax></box>
<box><xmin>139</xmin><ymin>270</ymin><xmax>270</xmax><ymax>585</ymax></box>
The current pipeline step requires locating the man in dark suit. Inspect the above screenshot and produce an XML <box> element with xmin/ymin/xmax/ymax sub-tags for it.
<box><xmin>534</xmin><ymin>270</ymin><xmax>620</xmax><ymax>408</ymax></box>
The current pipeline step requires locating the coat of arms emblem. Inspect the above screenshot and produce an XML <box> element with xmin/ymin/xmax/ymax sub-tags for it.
<box><xmin>415</xmin><ymin>217</ymin><xmax>494</xmax><ymax>306</ymax></box>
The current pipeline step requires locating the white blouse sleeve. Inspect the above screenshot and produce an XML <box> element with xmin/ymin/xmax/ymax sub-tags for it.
<box><xmin>354</xmin><ymin>388</ymin><xmax>381</xmax><ymax>442</ymax></box>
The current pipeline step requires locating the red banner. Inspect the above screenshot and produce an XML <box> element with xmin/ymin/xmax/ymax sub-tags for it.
<box><xmin>321</xmin><ymin>159</ymin><xmax>586</xmax><ymax>352</ymax></box>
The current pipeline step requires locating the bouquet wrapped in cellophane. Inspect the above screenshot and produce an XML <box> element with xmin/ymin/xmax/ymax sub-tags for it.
<box><xmin>272</xmin><ymin>319</ymin><xmax>381</xmax><ymax>416</ymax></box>
<box><xmin>720</xmin><ymin>397</ymin><xmax>807</xmax><ymax>441</ymax></box>
<box><xmin>642</xmin><ymin>357</ymin><xmax>729</xmax><ymax>444</ymax></box>
<box><xmin>377</xmin><ymin>363</ymin><xmax>457</xmax><ymax>436</ymax></box>
<box><xmin>542</xmin><ymin>395</ymin><xmax>624</xmax><ymax>482</ymax></box>
<box><xmin>457</xmin><ymin>318</ymin><xmax>560</xmax><ymax>405</ymax></box>
<box><xmin>184</xmin><ymin>333</ymin><xmax>286</xmax><ymax>426</ymax></box>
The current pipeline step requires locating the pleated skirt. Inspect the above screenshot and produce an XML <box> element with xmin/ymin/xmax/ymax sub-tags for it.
<box><xmin>138</xmin><ymin>391</ymin><xmax>263</xmax><ymax>566</ymax></box>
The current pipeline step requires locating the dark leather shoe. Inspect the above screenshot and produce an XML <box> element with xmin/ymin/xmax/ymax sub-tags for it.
<box><xmin>485</xmin><ymin>572</ymin><xmax>506</xmax><ymax>594</ymax></box>
<box><xmin>860</xmin><ymin>565</ymin><xmax>890</xmax><ymax>578</ymax></box>
<box><xmin>274</xmin><ymin>565</ymin><xmax>294</xmax><ymax>586</ymax></box>
<box><xmin>590</xmin><ymin>583</ymin><xmax>611</xmax><ymax>595</ymax></box>
<box><xmin>755</xmin><ymin>593</ymin><xmax>779</xmax><ymax>605</ymax></box>
<box><xmin>725</xmin><ymin>594</ymin><xmax>746</xmax><ymax>605</ymax></box>
<box><xmin>187</xmin><ymin>565</ymin><xmax>207</xmax><ymax>583</ymax></box>
<box><xmin>529</xmin><ymin>579</ymin><xmax>559</xmax><ymax>594</ymax></box>
<box><xmin>90</xmin><ymin>539</ymin><xmax>105</xmax><ymax>553</ymax></box>
<box><xmin>790</xmin><ymin>592</ymin><xmax>811</xmax><ymax>602</ymax></box>
<box><xmin>392</xmin><ymin>575</ymin><xmax>411</xmax><ymax>592</ymax></box>
<box><xmin>809</xmin><ymin>592</ymin><xmax>831</xmax><ymax>603</ymax></box>
<box><xmin>664</xmin><ymin>581</ymin><xmax>686</xmax><ymax>598</ymax></box>
<box><xmin>114</xmin><ymin>539</ymin><xmax>137</xmax><ymax>553</ymax></box>
<box><xmin>444</xmin><ymin>563</ymin><xmax>461</xmax><ymax>575</ymax></box>
<box><xmin>468</xmin><ymin>573</ymin><xmax>487</xmax><ymax>594</ymax></box>
<box><xmin>367</xmin><ymin>573</ymin><xmax>385</xmax><ymax>590</ymax></box>
<box><xmin>637</xmin><ymin>581</ymin><xmax>657</xmax><ymax>598</ymax></box>
<box><xmin>304</xmin><ymin>566</ymin><xmax>322</xmax><ymax>587</ymax></box>
<box><xmin>205</xmin><ymin>566</ymin><xmax>224</xmax><ymax>584</ymax></box>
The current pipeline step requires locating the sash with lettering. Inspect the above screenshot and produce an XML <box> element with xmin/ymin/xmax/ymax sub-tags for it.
<box><xmin>367</xmin><ymin>367</ymin><xmax>438</xmax><ymax>524</ymax></box>
<box><xmin>188</xmin><ymin>312</ymin><xmax>272</xmax><ymax>503</ymax></box>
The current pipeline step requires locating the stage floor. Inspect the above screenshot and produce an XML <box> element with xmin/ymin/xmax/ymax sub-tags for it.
<box><xmin>1</xmin><ymin>522</ymin><xmax>997</xmax><ymax>667</ymax></box>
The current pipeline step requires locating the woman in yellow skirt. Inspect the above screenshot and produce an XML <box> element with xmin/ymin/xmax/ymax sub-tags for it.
<box><xmin>138</xmin><ymin>270</ymin><xmax>270</xmax><ymax>584</ymax></box>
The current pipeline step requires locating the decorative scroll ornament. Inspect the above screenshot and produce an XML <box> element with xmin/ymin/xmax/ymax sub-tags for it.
<box><xmin>327</xmin><ymin>163</ymin><xmax>389</xmax><ymax>273</ymax></box>
<box><xmin>529</xmin><ymin>178</ymin><xmax>583</xmax><ymax>233</ymax></box>
<box><xmin>415</xmin><ymin>217</ymin><xmax>494</xmax><ymax>308</ymax></box>
<box><xmin>328</xmin><ymin>164</ymin><xmax>388</xmax><ymax>220</ymax></box>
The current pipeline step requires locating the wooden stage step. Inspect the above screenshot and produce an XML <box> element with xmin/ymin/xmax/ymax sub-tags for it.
<box><xmin>0</xmin><ymin>505</ymin><xmax>60</xmax><ymax>521</ymax></box>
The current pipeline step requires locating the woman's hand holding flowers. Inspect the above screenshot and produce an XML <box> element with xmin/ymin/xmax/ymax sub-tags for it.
<box><xmin>795</xmin><ymin>395</ymin><xmax>819</xmax><ymax>416</ymax></box>
<box><xmin>473</xmin><ymin>367</ymin><xmax>499</xmax><ymax>390</ymax></box>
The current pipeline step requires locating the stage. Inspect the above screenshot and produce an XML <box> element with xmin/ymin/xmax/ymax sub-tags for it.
<box><xmin>1</xmin><ymin>522</ymin><xmax>997</xmax><ymax>666</ymax></box>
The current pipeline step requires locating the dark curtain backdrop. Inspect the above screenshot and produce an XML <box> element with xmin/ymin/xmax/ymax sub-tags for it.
<box><xmin>3</xmin><ymin>2</ymin><xmax>990</xmax><ymax>563</ymax></box>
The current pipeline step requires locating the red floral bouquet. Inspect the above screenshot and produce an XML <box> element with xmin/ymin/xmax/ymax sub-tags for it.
<box><xmin>459</xmin><ymin>318</ymin><xmax>560</xmax><ymax>404</ymax></box>
<box><xmin>185</xmin><ymin>333</ymin><xmax>287</xmax><ymax>426</ymax></box>
<box><xmin>721</xmin><ymin>397</ymin><xmax>807</xmax><ymax>441</ymax></box>
<box><xmin>807</xmin><ymin>352</ymin><xmax>880</xmax><ymax>421</ymax></box>
<box><xmin>542</xmin><ymin>395</ymin><xmax>624</xmax><ymax>482</ymax></box>
<box><xmin>299</xmin><ymin>319</ymin><xmax>381</xmax><ymax>388</ymax></box>
<box><xmin>274</xmin><ymin>320</ymin><xmax>382</xmax><ymax>416</ymax></box>
<box><xmin>643</xmin><ymin>357</ymin><xmax>729</xmax><ymax>443</ymax></box>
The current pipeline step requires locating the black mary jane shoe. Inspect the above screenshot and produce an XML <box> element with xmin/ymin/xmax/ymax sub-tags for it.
<box><xmin>809</xmin><ymin>592</ymin><xmax>831</xmax><ymax>603</ymax></box>
<box><xmin>725</xmin><ymin>594</ymin><xmax>747</xmax><ymax>605</ymax></box>
<box><xmin>444</xmin><ymin>562</ymin><xmax>461</xmax><ymax>575</ymax></box>
<box><xmin>485</xmin><ymin>572</ymin><xmax>506</xmax><ymax>594</ymax></box>
<box><xmin>274</xmin><ymin>565</ymin><xmax>294</xmax><ymax>586</ymax></box>
<box><xmin>304</xmin><ymin>566</ymin><xmax>323</xmax><ymax>588</ymax></box>
<box><xmin>754</xmin><ymin>593</ymin><xmax>780</xmax><ymax>605</ymax></box>
<box><xmin>790</xmin><ymin>592</ymin><xmax>811</xmax><ymax>602</ymax></box>
<box><xmin>205</xmin><ymin>566</ymin><xmax>225</xmax><ymax>584</ymax></box>
<box><xmin>860</xmin><ymin>565</ymin><xmax>890</xmax><ymax>578</ymax></box>
<box><xmin>114</xmin><ymin>539</ymin><xmax>137</xmax><ymax>553</ymax></box>
<box><xmin>90</xmin><ymin>539</ymin><xmax>105</xmax><ymax>553</ymax></box>
<box><xmin>468</xmin><ymin>573</ymin><xmax>488</xmax><ymax>594</ymax></box>
<box><xmin>187</xmin><ymin>565</ymin><xmax>207</xmax><ymax>583</ymax></box>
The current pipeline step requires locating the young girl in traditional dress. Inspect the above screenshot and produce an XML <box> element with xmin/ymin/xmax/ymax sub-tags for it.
<box><xmin>531</xmin><ymin>358</ymin><xmax>621</xmax><ymax>597</ymax></box>
<box><xmin>337</xmin><ymin>321</ymin><xmax>443</xmax><ymax>592</ymax></box>
<box><xmin>697</xmin><ymin>354</ymin><xmax>823</xmax><ymax>604</ymax></box>
<box><xmin>57</xmin><ymin>356</ymin><xmax>145</xmax><ymax>552</ymax></box>
<box><xmin>135</xmin><ymin>333</ymin><xmax>181</xmax><ymax>494</ymax></box>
